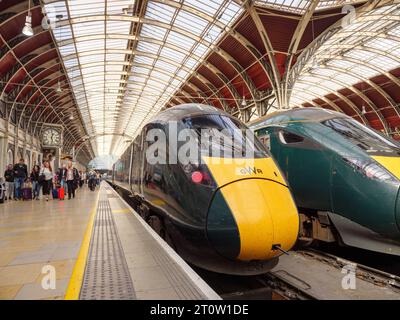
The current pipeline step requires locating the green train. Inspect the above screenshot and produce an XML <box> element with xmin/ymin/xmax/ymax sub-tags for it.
<box><xmin>251</xmin><ymin>107</ymin><xmax>400</xmax><ymax>256</ymax></box>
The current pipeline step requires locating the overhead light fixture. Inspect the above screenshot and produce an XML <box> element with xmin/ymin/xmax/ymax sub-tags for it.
<box><xmin>56</xmin><ymin>81</ymin><xmax>62</xmax><ymax>93</ymax></box>
<box><xmin>22</xmin><ymin>0</ymin><xmax>33</xmax><ymax>37</ymax></box>
<box><xmin>241</xmin><ymin>96</ymin><xmax>247</xmax><ymax>107</ymax></box>
<box><xmin>69</xmin><ymin>113</ymin><xmax>74</xmax><ymax>120</ymax></box>
<box><xmin>361</xmin><ymin>106</ymin><xmax>367</xmax><ymax>115</ymax></box>
<box><xmin>22</xmin><ymin>13</ymin><xmax>34</xmax><ymax>36</ymax></box>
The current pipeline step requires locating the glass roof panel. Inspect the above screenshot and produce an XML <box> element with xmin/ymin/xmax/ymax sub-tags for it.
<box><xmin>44</xmin><ymin>0</ymin><xmax>243</xmax><ymax>156</ymax></box>
<box><xmin>255</xmin><ymin>0</ymin><xmax>364</xmax><ymax>14</ymax></box>
<box><xmin>290</xmin><ymin>3</ymin><xmax>400</xmax><ymax>108</ymax></box>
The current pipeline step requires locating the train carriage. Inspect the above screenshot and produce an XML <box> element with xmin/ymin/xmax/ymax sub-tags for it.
<box><xmin>111</xmin><ymin>104</ymin><xmax>299</xmax><ymax>275</ymax></box>
<box><xmin>251</xmin><ymin>107</ymin><xmax>400</xmax><ymax>255</ymax></box>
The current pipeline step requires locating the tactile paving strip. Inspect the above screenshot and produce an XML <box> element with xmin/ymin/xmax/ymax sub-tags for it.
<box><xmin>79</xmin><ymin>196</ymin><xmax>136</xmax><ymax>300</ymax></box>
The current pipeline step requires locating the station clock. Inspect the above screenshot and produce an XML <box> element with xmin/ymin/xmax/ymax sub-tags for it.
<box><xmin>42</xmin><ymin>125</ymin><xmax>63</xmax><ymax>147</ymax></box>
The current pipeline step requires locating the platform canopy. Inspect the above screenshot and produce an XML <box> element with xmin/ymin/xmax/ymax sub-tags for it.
<box><xmin>42</xmin><ymin>0</ymin><xmax>244</xmax><ymax>157</ymax></box>
<box><xmin>2</xmin><ymin>0</ymin><xmax>400</xmax><ymax>164</ymax></box>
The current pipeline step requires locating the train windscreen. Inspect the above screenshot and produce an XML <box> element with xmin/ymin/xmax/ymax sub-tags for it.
<box><xmin>182</xmin><ymin>114</ymin><xmax>269</xmax><ymax>158</ymax></box>
<box><xmin>322</xmin><ymin>117</ymin><xmax>400</xmax><ymax>155</ymax></box>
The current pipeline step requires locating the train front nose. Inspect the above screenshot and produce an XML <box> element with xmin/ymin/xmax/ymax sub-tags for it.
<box><xmin>207</xmin><ymin>179</ymin><xmax>299</xmax><ymax>261</ymax></box>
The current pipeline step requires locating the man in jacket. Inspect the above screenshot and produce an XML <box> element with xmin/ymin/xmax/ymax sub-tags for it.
<box><xmin>13</xmin><ymin>159</ymin><xmax>28</xmax><ymax>200</ymax></box>
<box><xmin>4</xmin><ymin>164</ymin><xmax>14</xmax><ymax>201</ymax></box>
<box><xmin>57</xmin><ymin>163</ymin><xmax>68</xmax><ymax>194</ymax></box>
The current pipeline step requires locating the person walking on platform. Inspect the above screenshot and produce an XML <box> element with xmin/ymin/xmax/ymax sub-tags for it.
<box><xmin>4</xmin><ymin>164</ymin><xmax>14</xmax><ymax>201</ymax></box>
<box><xmin>30</xmin><ymin>165</ymin><xmax>41</xmax><ymax>200</ymax></box>
<box><xmin>66</xmin><ymin>161</ymin><xmax>79</xmax><ymax>200</ymax></box>
<box><xmin>88</xmin><ymin>170</ymin><xmax>96</xmax><ymax>191</ymax></box>
<box><xmin>40</xmin><ymin>161</ymin><xmax>53</xmax><ymax>202</ymax></box>
<box><xmin>79</xmin><ymin>171</ymin><xmax>84</xmax><ymax>188</ymax></box>
<box><xmin>58</xmin><ymin>163</ymin><xmax>68</xmax><ymax>195</ymax></box>
<box><xmin>13</xmin><ymin>159</ymin><xmax>28</xmax><ymax>201</ymax></box>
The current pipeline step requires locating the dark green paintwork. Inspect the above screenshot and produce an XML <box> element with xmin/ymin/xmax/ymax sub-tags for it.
<box><xmin>253</xmin><ymin>111</ymin><xmax>400</xmax><ymax>239</ymax></box>
<box><xmin>207</xmin><ymin>189</ymin><xmax>240</xmax><ymax>259</ymax></box>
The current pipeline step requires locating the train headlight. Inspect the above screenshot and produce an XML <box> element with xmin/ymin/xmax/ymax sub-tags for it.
<box><xmin>181</xmin><ymin>163</ymin><xmax>216</xmax><ymax>187</ymax></box>
<box><xmin>342</xmin><ymin>157</ymin><xmax>398</xmax><ymax>183</ymax></box>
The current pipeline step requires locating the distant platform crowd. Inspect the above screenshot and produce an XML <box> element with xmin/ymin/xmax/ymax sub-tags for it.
<box><xmin>0</xmin><ymin>158</ymin><xmax>102</xmax><ymax>202</ymax></box>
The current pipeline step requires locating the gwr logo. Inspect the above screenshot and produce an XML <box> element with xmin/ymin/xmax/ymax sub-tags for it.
<box><xmin>237</xmin><ymin>167</ymin><xmax>263</xmax><ymax>176</ymax></box>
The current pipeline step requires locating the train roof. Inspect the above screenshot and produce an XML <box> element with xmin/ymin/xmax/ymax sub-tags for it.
<box><xmin>150</xmin><ymin>104</ymin><xmax>232</xmax><ymax>123</ymax></box>
<box><xmin>249</xmin><ymin>107</ymin><xmax>347</xmax><ymax>128</ymax></box>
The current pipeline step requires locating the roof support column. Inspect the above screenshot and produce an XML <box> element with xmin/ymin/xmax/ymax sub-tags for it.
<box><xmin>246</xmin><ymin>2</ymin><xmax>284</xmax><ymax>108</ymax></box>
<box><xmin>0</xmin><ymin>134</ymin><xmax>9</xmax><ymax>178</ymax></box>
<box><xmin>283</xmin><ymin>0</ymin><xmax>321</xmax><ymax>108</ymax></box>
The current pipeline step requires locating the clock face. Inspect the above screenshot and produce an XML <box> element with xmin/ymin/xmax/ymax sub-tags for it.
<box><xmin>43</xmin><ymin>128</ymin><xmax>61</xmax><ymax>146</ymax></box>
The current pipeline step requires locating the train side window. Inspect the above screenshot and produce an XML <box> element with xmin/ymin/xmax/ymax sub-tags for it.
<box><xmin>279</xmin><ymin>130</ymin><xmax>304</xmax><ymax>145</ymax></box>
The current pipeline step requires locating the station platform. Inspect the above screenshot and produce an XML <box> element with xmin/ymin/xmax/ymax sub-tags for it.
<box><xmin>0</xmin><ymin>182</ymin><xmax>219</xmax><ymax>300</ymax></box>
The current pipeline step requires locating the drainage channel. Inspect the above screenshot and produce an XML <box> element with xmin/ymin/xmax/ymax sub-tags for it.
<box><xmin>79</xmin><ymin>195</ymin><xmax>136</xmax><ymax>300</ymax></box>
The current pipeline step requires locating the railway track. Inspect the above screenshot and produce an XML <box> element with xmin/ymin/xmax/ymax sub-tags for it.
<box><xmin>109</xmin><ymin>183</ymin><xmax>400</xmax><ymax>300</ymax></box>
<box><xmin>217</xmin><ymin>249</ymin><xmax>400</xmax><ymax>300</ymax></box>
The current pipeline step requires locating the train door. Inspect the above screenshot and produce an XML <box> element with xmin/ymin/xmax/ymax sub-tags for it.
<box><xmin>128</xmin><ymin>143</ymin><xmax>134</xmax><ymax>191</ymax></box>
<box><xmin>272</xmin><ymin>128</ymin><xmax>331</xmax><ymax>211</ymax></box>
<box><xmin>141</xmin><ymin>123</ymin><xmax>167</xmax><ymax>202</ymax></box>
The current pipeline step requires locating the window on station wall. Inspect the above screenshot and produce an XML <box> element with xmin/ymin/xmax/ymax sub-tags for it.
<box><xmin>7</xmin><ymin>150</ymin><xmax>13</xmax><ymax>166</ymax></box>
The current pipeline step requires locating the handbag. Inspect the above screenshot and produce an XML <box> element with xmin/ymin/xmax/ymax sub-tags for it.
<box><xmin>39</xmin><ymin>173</ymin><xmax>46</xmax><ymax>183</ymax></box>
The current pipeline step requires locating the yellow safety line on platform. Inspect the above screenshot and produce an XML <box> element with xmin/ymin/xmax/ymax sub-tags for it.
<box><xmin>112</xmin><ymin>209</ymin><xmax>131</xmax><ymax>214</ymax></box>
<box><xmin>65</xmin><ymin>192</ymin><xmax>100</xmax><ymax>300</ymax></box>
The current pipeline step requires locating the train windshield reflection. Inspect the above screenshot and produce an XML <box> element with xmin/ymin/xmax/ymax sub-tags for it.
<box><xmin>322</xmin><ymin>117</ymin><xmax>400</xmax><ymax>154</ymax></box>
<box><xmin>182</xmin><ymin>114</ymin><xmax>269</xmax><ymax>158</ymax></box>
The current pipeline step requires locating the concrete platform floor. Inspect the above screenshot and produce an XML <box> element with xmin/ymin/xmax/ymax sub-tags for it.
<box><xmin>0</xmin><ymin>186</ymin><xmax>98</xmax><ymax>300</ymax></box>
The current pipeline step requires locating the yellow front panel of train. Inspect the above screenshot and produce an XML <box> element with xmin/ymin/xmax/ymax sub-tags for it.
<box><xmin>372</xmin><ymin>156</ymin><xmax>400</xmax><ymax>179</ymax></box>
<box><xmin>202</xmin><ymin>157</ymin><xmax>287</xmax><ymax>187</ymax></box>
<box><xmin>219</xmin><ymin>179</ymin><xmax>299</xmax><ymax>260</ymax></box>
<box><xmin>203</xmin><ymin>156</ymin><xmax>299</xmax><ymax>261</ymax></box>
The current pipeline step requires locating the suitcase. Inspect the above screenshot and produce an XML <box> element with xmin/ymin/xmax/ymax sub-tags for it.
<box><xmin>58</xmin><ymin>187</ymin><xmax>65</xmax><ymax>200</ymax></box>
<box><xmin>22</xmin><ymin>188</ymin><xmax>32</xmax><ymax>201</ymax></box>
<box><xmin>52</xmin><ymin>188</ymin><xmax>59</xmax><ymax>199</ymax></box>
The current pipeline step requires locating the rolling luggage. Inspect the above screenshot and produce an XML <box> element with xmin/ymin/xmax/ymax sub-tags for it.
<box><xmin>52</xmin><ymin>188</ymin><xmax>59</xmax><ymax>199</ymax></box>
<box><xmin>22</xmin><ymin>187</ymin><xmax>32</xmax><ymax>201</ymax></box>
<box><xmin>58</xmin><ymin>187</ymin><xmax>65</xmax><ymax>200</ymax></box>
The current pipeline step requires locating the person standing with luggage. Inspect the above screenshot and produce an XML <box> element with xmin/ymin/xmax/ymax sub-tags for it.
<box><xmin>40</xmin><ymin>161</ymin><xmax>53</xmax><ymax>202</ymax></box>
<box><xmin>4</xmin><ymin>164</ymin><xmax>14</xmax><ymax>201</ymax></box>
<box><xmin>13</xmin><ymin>159</ymin><xmax>28</xmax><ymax>201</ymax></box>
<box><xmin>30</xmin><ymin>165</ymin><xmax>41</xmax><ymax>200</ymax></box>
<box><xmin>58</xmin><ymin>164</ymin><xmax>68</xmax><ymax>196</ymax></box>
<box><xmin>66</xmin><ymin>161</ymin><xmax>79</xmax><ymax>200</ymax></box>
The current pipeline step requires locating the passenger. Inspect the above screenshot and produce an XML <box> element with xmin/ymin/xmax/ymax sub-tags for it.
<box><xmin>30</xmin><ymin>165</ymin><xmax>41</xmax><ymax>200</ymax></box>
<box><xmin>88</xmin><ymin>170</ymin><xmax>96</xmax><ymax>191</ymax></box>
<box><xmin>40</xmin><ymin>161</ymin><xmax>53</xmax><ymax>202</ymax></box>
<box><xmin>0</xmin><ymin>177</ymin><xmax>5</xmax><ymax>203</ymax></box>
<box><xmin>79</xmin><ymin>171</ymin><xmax>84</xmax><ymax>188</ymax></box>
<box><xmin>4</xmin><ymin>164</ymin><xmax>15</xmax><ymax>201</ymax></box>
<box><xmin>82</xmin><ymin>171</ymin><xmax>87</xmax><ymax>185</ymax></box>
<box><xmin>66</xmin><ymin>161</ymin><xmax>79</xmax><ymax>200</ymax></box>
<box><xmin>96</xmin><ymin>172</ymin><xmax>100</xmax><ymax>186</ymax></box>
<box><xmin>13</xmin><ymin>158</ymin><xmax>28</xmax><ymax>201</ymax></box>
<box><xmin>58</xmin><ymin>164</ymin><xmax>68</xmax><ymax>195</ymax></box>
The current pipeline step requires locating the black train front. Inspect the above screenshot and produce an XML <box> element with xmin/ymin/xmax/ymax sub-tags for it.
<box><xmin>112</xmin><ymin>104</ymin><xmax>299</xmax><ymax>275</ymax></box>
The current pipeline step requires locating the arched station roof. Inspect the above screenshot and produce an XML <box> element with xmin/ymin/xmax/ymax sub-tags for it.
<box><xmin>2</xmin><ymin>0</ymin><xmax>400</xmax><ymax>164</ymax></box>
